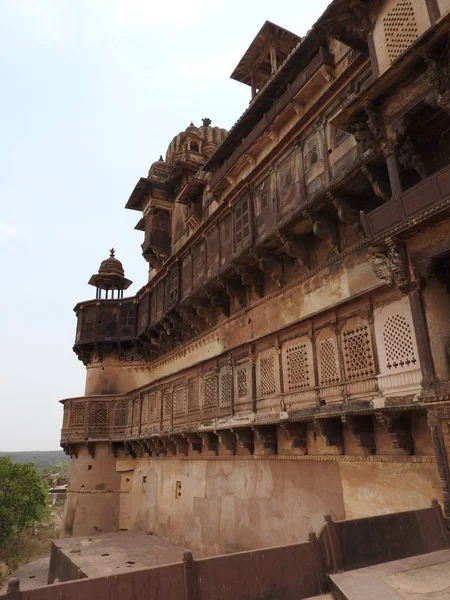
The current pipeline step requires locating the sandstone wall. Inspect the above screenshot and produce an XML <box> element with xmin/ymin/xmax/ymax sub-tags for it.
<box><xmin>111</xmin><ymin>455</ymin><xmax>441</xmax><ymax>556</ymax></box>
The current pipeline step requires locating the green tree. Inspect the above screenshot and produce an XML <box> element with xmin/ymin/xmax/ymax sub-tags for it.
<box><xmin>0</xmin><ymin>458</ymin><xmax>48</xmax><ymax>551</ymax></box>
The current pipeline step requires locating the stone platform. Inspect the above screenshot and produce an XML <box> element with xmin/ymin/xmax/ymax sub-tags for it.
<box><xmin>52</xmin><ymin>530</ymin><xmax>185</xmax><ymax>579</ymax></box>
<box><xmin>330</xmin><ymin>549</ymin><xmax>450</xmax><ymax>599</ymax></box>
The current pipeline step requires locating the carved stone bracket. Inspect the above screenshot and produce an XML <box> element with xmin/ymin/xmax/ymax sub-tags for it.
<box><xmin>232</xmin><ymin>428</ymin><xmax>254</xmax><ymax>454</ymax></box>
<box><xmin>199</xmin><ymin>432</ymin><xmax>219</xmax><ymax>455</ymax></box>
<box><xmin>218</xmin><ymin>277</ymin><xmax>246</xmax><ymax>307</ymax></box>
<box><xmin>124</xmin><ymin>441</ymin><xmax>137</xmax><ymax>459</ymax></box>
<box><xmin>232</xmin><ymin>263</ymin><xmax>264</xmax><ymax>297</ymax></box>
<box><xmin>256</xmin><ymin>250</ymin><xmax>285</xmax><ymax>287</ymax></box>
<box><xmin>278</xmin><ymin>232</ymin><xmax>310</xmax><ymax>270</ymax></box>
<box><xmin>327</xmin><ymin>0</ymin><xmax>383</xmax><ymax>51</ymax></box>
<box><xmin>170</xmin><ymin>434</ymin><xmax>188</xmax><ymax>457</ymax></box>
<box><xmin>62</xmin><ymin>443</ymin><xmax>78</xmax><ymax>458</ymax></box>
<box><xmin>206</xmin><ymin>287</ymin><xmax>230</xmax><ymax>317</ymax></box>
<box><xmin>179</xmin><ymin>307</ymin><xmax>205</xmax><ymax>334</ymax></box>
<box><xmin>280</xmin><ymin>422</ymin><xmax>307</xmax><ymax>454</ymax></box>
<box><xmin>375</xmin><ymin>412</ymin><xmax>414</xmax><ymax>454</ymax></box>
<box><xmin>367</xmin><ymin>238</ymin><xmax>409</xmax><ymax>291</ymax></box>
<box><xmin>216</xmin><ymin>430</ymin><xmax>236</xmax><ymax>454</ymax></box>
<box><xmin>342</xmin><ymin>415</ymin><xmax>375</xmax><ymax>454</ymax></box>
<box><xmin>349</xmin><ymin>106</ymin><xmax>385</xmax><ymax>156</ymax></box>
<box><xmin>315</xmin><ymin>418</ymin><xmax>344</xmax><ymax>452</ymax></box>
<box><xmin>305</xmin><ymin>211</ymin><xmax>340</xmax><ymax>254</ymax></box>
<box><xmin>182</xmin><ymin>432</ymin><xmax>203</xmax><ymax>453</ymax></box>
<box><xmin>327</xmin><ymin>192</ymin><xmax>361</xmax><ymax>225</ymax></box>
<box><xmin>361</xmin><ymin>164</ymin><xmax>391</xmax><ymax>202</ymax></box>
<box><xmin>253</xmin><ymin>425</ymin><xmax>277</xmax><ymax>454</ymax></box>
<box><xmin>193</xmin><ymin>302</ymin><xmax>216</xmax><ymax>328</ymax></box>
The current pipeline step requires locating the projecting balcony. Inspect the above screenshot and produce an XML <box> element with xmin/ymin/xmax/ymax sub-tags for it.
<box><xmin>361</xmin><ymin>163</ymin><xmax>450</xmax><ymax>239</ymax></box>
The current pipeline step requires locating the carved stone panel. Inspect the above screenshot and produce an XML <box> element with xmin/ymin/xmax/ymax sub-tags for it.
<box><xmin>256</xmin><ymin>347</ymin><xmax>280</xmax><ymax>398</ymax></box>
<box><xmin>317</xmin><ymin>328</ymin><xmax>342</xmax><ymax>405</ymax></box>
<box><xmin>173</xmin><ymin>384</ymin><xmax>187</xmax><ymax>416</ymax></box>
<box><xmin>187</xmin><ymin>378</ymin><xmax>201</xmax><ymax>412</ymax></box>
<box><xmin>373</xmin><ymin>296</ymin><xmax>421</xmax><ymax>397</ymax></box>
<box><xmin>233</xmin><ymin>362</ymin><xmax>253</xmax><ymax>406</ymax></box>
<box><xmin>203</xmin><ymin>372</ymin><xmax>218</xmax><ymax>410</ymax></box>
<box><xmin>281</xmin><ymin>336</ymin><xmax>314</xmax><ymax>394</ymax></box>
<box><xmin>219</xmin><ymin>365</ymin><xmax>232</xmax><ymax>408</ymax></box>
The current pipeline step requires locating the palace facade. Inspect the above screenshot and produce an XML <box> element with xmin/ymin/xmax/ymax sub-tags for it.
<box><xmin>61</xmin><ymin>0</ymin><xmax>450</xmax><ymax>555</ymax></box>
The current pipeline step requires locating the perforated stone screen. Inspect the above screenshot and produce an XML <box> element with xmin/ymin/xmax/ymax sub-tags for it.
<box><xmin>342</xmin><ymin>326</ymin><xmax>375</xmax><ymax>380</ymax></box>
<box><xmin>383</xmin><ymin>0</ymin><xmax>419</xmax><ymax>63</ymax></box>
<box><xmin>114</xmin><ymin>401</ymin><xmax>127</xmax><ymax>427</ymax></box>
<box><xmin>219</xmin><ymin>369</ymin><xmax>232</xmax><ymax>407</ymax></box>
<box><xmin>260</xmin><ymin>356</ymin><xmax>277</xmax><ymax>396</ymax></box>
<box><xmin>383</xmin><ymin>314</ymin><xmax>417</xmax><ymax>369</ymax></box>
<box><xmin>285</xmin><ymin>343</ymin><xmax>311</xmax><ymax>391</ymax></box>
<box><xmin>203</xmin><ymin>374</ymin><xmax>217</xmax><ymax>409</ymax></box>
<box><xmin>173</xmin><ymin>385</ymin><xmax>187</xmax><ymax>415</ymax></box>
<box><xmin>162</xmin><ymin>389</ymin><xmax>172</xmax><ymax>418</ymax></box>
<box><xmin>188</xmin><ymin>379</ymin><xmax>201</xmax><ymax>411</ymax></box>
<box><xmin>319</xmin><ymin>338</ymin><xmax>340</xmax><ymax>385</ymax></box>
<box><xmin>70</xmin><ymin>403</ymin><xmax>86</xmax><ymax>426</ymax></box>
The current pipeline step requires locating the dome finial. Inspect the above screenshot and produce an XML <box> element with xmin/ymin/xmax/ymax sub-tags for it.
<box><xmin>159</xmin><ymin>155</ymin><xmax>164</xmax><ymax>161</ymax></box>
<box><xmin>202</xmin><ymin>117</ymin><xmax>211</xmax><ymax>127</ymax></box>
<box><xmin>190</xmin><ymin>121</ymin><xmax>194</xmax><ymax>126</ymax></box>
<box><xmin>109</xmin><ymin>247</ymin><xmax>116</xmax><ymax>258</ymax></box>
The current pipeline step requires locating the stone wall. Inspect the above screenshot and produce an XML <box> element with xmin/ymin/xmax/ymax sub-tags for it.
<box><xmin>112</xmin><ymin>454</ymin><xmax>441</xmax><ymax>556</ymax></box>
<box><xmin>62</xmin><ymin>443</ymin><xmax>121</xmax><ymax>537</ymax></box>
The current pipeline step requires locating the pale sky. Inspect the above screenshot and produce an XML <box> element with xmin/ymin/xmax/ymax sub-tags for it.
<box><xmin>0</xmin><ymin>0</ymin><xmax>331</xmax><ymax>451</ymax></box>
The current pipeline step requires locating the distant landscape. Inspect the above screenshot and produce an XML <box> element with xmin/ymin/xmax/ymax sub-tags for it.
<box><xmin>0</xmin><ymin>451</ymin><xmax>69</xmax><ymax>470</ymax></box>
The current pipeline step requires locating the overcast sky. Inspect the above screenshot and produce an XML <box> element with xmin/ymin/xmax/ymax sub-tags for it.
<box><xmin>0</xmin><ymin>0</ymin><xmax>331</xmax><ymax>451</ymax></box>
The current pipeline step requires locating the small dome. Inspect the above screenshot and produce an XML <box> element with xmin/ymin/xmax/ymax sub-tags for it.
<box><xmin>98</xmin><ymin>249</ymin><xmax>125</xmax><ymax>277</ymax></box>
<box><xmin>165</xmin><ymin>120</ymin><xmax>228</xmax><ymax>165</ymax></box>
<box><xmin>148</xmin><ymin>155</ymin><xmax>171</xmax><ymax>180</ymax></box>
<box><xmin>186</xmin><ymin>122</ymin><xmax>200</xmax><ymax>135</ymax></box>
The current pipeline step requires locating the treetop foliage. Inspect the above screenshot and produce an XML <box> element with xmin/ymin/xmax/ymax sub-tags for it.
<box><xmin>0</xmin><ymin>458</ymin><xmax>48</xmax><ymax>547</ymax></box>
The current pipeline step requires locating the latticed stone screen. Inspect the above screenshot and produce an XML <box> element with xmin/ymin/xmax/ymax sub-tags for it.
<box><xmin>188</xmin><ymin>379</ymin><xmax>201</xmax><ymax>411</ymax></box>
<box><xmin>203</xmin><ymin>373</ymin><xmax>217</xmax><ymax>409</ymax></box>
<box><xmin>114</xmin><ymin>401</ymin><xmax>127</xmax><ymax>427</ymax></box>
<box><xmin>342</xmin><ymin>326</ymin><xmax>375</xmax><ymax>380</ymax></box>
<box><xmin>162</xmin><ymin>389</ymin><xmax>172</xmax><ymax>418</ymax></box>
<box><xmin>383</xmin><ymin>314</ymin><xmax>417</xmax><ymax>369</ymax></box>
<box><xmin>260</xmin><ymin>356</ymin><xmax>277</xmax><ymax>396</ymax></box>
<box><xmin>70</xmin><ymin>402</ymin><xmax>86</xmax><ymax>426</ymax></box>
<box><xmin>219</xmin><ymin>368</ymin><xmax>232</xmax><ymax>407</ymax></box>
<box><xmin>383</xmin><ymin>0</ymin><xmax>418</xmax><ymax>63</ymax></box>
<box><xmin>90</xmin><ymin>402</ymin><xmax>108</xmax><ymax>426</ymax></box>
<box><xmin>237</xmin><ymin>367</ymin><xmax>249</xmax><ymax>398</ymax></box>
<box><xmin>286</xmin><ymin>343</ymin><xmax>310</xmax><ymax>391</ymax></box>
<box><xmin>147</xmin><ymin>392</ymin><xmax>156</xmax><ymax>422</ymax></box>
<box><xmin>319</xmin><ymin>338</ymin><xmax>340</xmax><ymax>385</ymax></box>
<box><xmin>173</xmin><ymin>385</ymin><xmax>187</xmax><ymax>415</ymax></box>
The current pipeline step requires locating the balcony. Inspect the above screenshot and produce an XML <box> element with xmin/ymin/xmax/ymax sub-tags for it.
<box><xmin>361</xmin><ymin>163</ymin><xmax>450</xmax><ymax>239</ymax></box>
<box><xmin>74</xmin><ymin>299</ymin><xmax>136</xmax><ymax>351</ymax></box>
